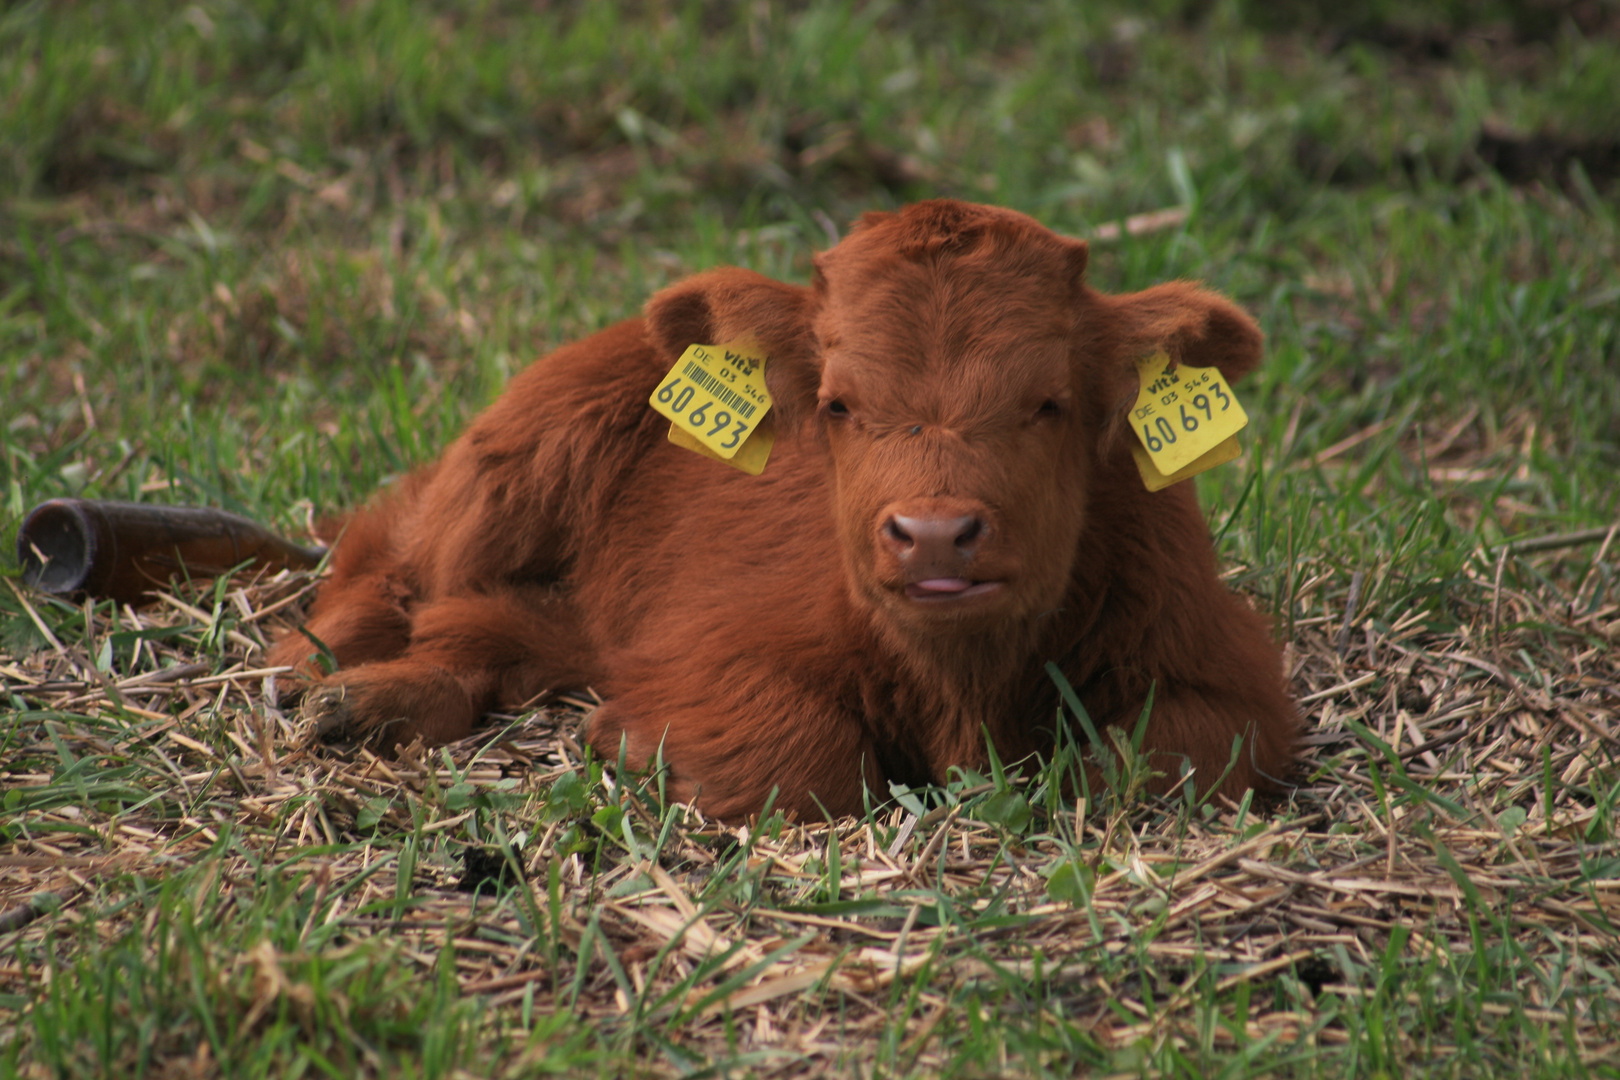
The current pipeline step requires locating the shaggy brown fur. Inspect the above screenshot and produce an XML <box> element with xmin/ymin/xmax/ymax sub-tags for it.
<box><xmin>270</xmin><ymin>200</ymin><xmax>1298</xmax><ymax>820</ymax></box>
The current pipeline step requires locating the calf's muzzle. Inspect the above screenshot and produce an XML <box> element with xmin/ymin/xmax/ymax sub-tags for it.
<box><xmin>876</xmin><ymin>500</ymin><xmax>991</xmax><ymax>588</ymax></box>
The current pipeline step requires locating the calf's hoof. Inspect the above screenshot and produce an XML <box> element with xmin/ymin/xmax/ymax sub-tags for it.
<box><xmin>296</xmin><ymin>684</ymin><xmax>357</xmax><ymax>743</ymax></box>
<box><xmin>288</xmin><ymin>664</ymin><xmax>480</xmax><ymax>754</ymax></box>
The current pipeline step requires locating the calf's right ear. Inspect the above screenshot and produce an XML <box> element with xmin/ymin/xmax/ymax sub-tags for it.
<box><xmin>643</xmin><ymin>268</ymin><xmax>822</xmax><ymax>429</ymax></box>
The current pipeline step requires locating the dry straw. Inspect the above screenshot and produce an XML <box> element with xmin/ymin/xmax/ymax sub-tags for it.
<box><xmin>2</xmin><ymin>534</ymin><xmax>1617</xmax><ymax>1069</ymax></box>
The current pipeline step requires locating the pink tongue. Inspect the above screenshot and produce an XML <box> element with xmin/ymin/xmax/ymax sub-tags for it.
<box><xmin>912</xmin><ymin>578</ymin><xmax>972</xmax><ymax>594</ymax></box>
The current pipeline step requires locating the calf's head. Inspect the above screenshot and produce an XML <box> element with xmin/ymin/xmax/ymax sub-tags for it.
<box><xmin>646</xmin><ymin>200</ymin><xmax>1263</xmax><ymax>637</ymax></box>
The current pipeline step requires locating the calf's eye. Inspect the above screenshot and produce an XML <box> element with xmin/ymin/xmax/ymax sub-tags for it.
<box><xmin>1037</xmin><ymin>399</ymin><xmax>1063</xmax><ymax>419</ymax></box>
<box><xmin>826</xmin><ymin>400</ymin><xmax>849</xmax><ymax>418</ymax></box>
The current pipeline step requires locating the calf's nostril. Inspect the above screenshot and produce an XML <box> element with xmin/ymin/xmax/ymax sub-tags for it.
<box><xmin>883</xmin><ymin>517</ymin><xmax>914</xmax><ymax>551</ymax></box>
<box><xmin>955</xmin><ymin>517</ymin><xmax>983</xmax><ymax>550</ymax></box>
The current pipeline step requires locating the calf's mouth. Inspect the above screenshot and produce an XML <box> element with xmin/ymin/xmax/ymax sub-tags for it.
<box><xmin>903</xmin><ymin>577</ymin><xmax>1005</xmax><ymax>603</ymax></box>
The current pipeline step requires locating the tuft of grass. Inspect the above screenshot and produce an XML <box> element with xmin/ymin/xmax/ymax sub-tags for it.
<box><xmin>4</xmin><ymin>1</ymin><xmax>1619</xmax><ymax>1076</ymax></box>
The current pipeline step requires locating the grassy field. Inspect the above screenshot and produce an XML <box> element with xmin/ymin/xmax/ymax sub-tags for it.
<box><xmin>3</xmin><ymin>0</ymin><xmax>1619</xmax><ymax>1076</ymax></box>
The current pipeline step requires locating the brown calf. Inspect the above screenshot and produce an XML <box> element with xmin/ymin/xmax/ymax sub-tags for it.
<box><xmin>269</xmin><ymin>200</ymin><xmax>1298</xmax><ymax>819</ymax></box>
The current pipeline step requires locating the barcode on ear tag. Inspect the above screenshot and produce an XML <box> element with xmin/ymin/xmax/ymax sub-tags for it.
<box><xmin>649</xmin><ymin>344</ymin><xmax>773</xmax><ymax>459</ymax></box>
<box><xmin>1130</xmin><ymin>351</ymin><xmax>1248</xmax><ymax>478</ymax></box>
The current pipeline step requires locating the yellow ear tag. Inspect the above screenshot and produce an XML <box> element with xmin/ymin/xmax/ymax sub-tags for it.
<box><xmin>667</xmin><ymin>414</ymin><xmax>776</xmax><ymax>475</ymax></box>
<box><xmin>1129</xmin><ymin>351</ymin><xmax>1248</xmax><ymax>491</ymax></box>
<box><xmin>1131</xmin><ymin>434</ymin><xmax>1243</xmax><ymax>492</ymax></box>
<box><xmin>650</xmin><ymin>343</ymin><xmax>774</xmax><ymax>471</ymax></box>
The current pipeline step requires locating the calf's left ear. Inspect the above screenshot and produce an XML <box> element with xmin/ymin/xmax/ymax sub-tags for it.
<box><xmin>643</xmin><ymin>268</ymin><xmax>822</xmax><ymax>428</ymax></box>
<box><xmin>1081</xmin><ymin>281</ymin><xmax>1263</xmax><ymax>432</ymax></box>
<box><xmin>1098</xmin><ymin>280</ymin><xmax>1264</xmax><ymax>384</ymax></box>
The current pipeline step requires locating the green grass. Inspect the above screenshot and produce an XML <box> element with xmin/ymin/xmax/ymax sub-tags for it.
<box><xmin>4</xmin><ymin>0</ymin><xmax>1620</xmax><ymax>1076</ymax></box>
